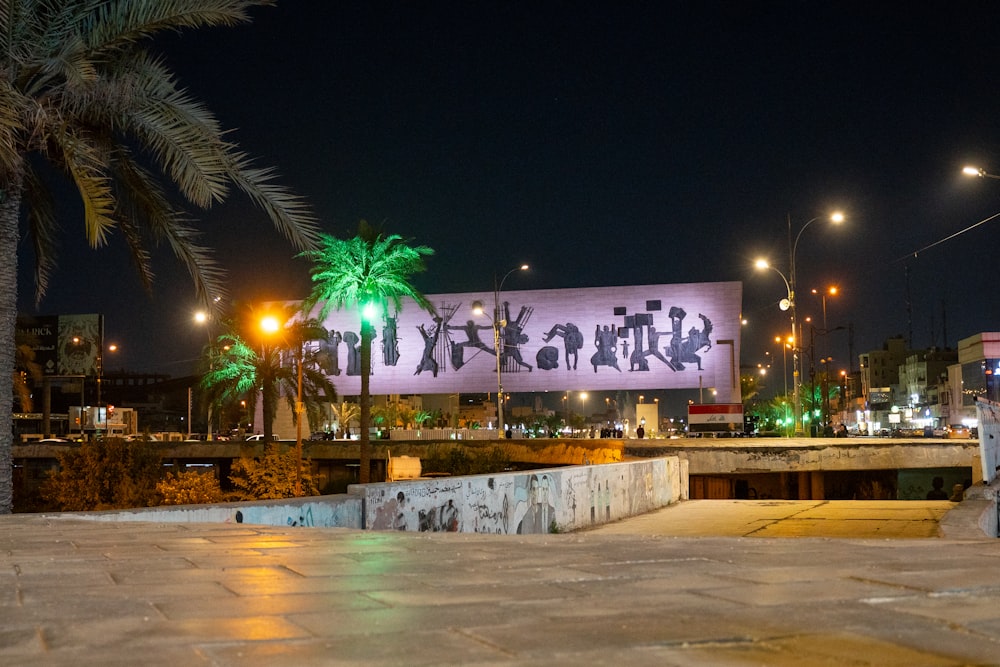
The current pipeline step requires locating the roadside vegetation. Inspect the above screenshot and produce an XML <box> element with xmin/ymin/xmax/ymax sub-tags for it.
<box><xmin>37</xmin><ymin>438</ymin><xmax>318</xmax><ymax>512</ymax></box>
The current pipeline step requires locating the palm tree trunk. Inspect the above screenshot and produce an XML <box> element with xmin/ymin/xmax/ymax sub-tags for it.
<box><xmin>360</xmin><ymin>319</ymin><xmax>373</xmax><ymax>483</ymax></box>
<box><xmin>0</xmin><ymin>184</ymin><xmax>23</xmax><ymax>514</ymax></box>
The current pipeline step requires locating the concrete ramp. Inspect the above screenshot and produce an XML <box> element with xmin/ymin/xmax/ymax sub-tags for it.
<box><xmin>585</xmin><ymin>499</ymin><xmax>957</xmax><ymax>538</ymax></box>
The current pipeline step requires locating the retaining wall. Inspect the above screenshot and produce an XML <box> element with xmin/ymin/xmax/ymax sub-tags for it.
<box><xmin>49</xmin><ymin>456</ymin><xmax>686</xmax><ymax>534</ymax></box>
<box><xmin>358</xmin><ymin>457</ymin><xmax>686</xmax><ymax>534</ymax></box>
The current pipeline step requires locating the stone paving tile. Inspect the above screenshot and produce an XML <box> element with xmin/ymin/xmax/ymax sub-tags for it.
<box><xmin>663</xmin><ymin>632</ymin><xmax>963</xmax><ymax>667</ymax></box>
<box><xmin>4</xmin><ymin>507</ymin><xmax>1000</xmax><ymax>665</ymax></box>
<box><xmin>199</xmin><ymin>631</ymin><xmax>514</xmax><ymax>667</ymax></box>
<box><xmin>155</xmin><ymin>591</ymin><xmax>390</xmax><ymax>620</ymax></box>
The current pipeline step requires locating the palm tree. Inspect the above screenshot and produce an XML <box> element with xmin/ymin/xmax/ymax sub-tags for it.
<box><xmin>330</xmin><ymin>401</ymin><xmax>360</xmax><ymax>438</ymax></box>
<box><xmin>302</xmin><ymin>221</ymin><xmax>434</xmax><ymax>483</ymax></box>
<box><xmin>200</xmin><ymin>305</ymin><xmax>336</xmax><ymax>451</ymax></box>
<box><xmin>0</xmin><ymin>2</ymin><xmax>319</xmax><ymax>512</ymax></box>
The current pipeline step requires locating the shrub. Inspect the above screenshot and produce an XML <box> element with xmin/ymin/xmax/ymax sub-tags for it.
<box><xmin>157</xmin><ymin>470</ymin><xmax>224</xmax><ymax>505</ymax></box>
<box><xmin>40</xmin><ymin>438</ymin><xmax>161</xmax><ymax>511</ymax></box>
<box><xmin>422</xmin><ymin>444</ymin><xmax>511</xmax><ymax>476</ymax></box>
<box><xmin>229</xmin><ymin>443</ymin><xmax>318</xmax><ymax>499</ymax></box>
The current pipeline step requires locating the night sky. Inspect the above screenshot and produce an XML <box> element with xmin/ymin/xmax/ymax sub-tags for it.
<box><xmin>16</xmin><ymin>2</ymin><xmax>1000</xmax><ymax>407</ymax></box>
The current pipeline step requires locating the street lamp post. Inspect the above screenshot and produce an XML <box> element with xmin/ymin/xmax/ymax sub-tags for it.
<box><xmin>260</xmin><ymin>314</ymin><xmax>306</xmax><ymax>496</ymax></box>
<box><xmin>580</xmin><ymin>392</ymin><xmax>588</xmax><ymax>436</ymax></box>
<box><xmin>808</xmin><ymin>324</ymin><xmax>846</xmax><ymax>435</ymax></box>
<box><xmin>474</xmin><ymin>264</ymin><xmax>528</xmax><ymax>438</ymax></box>
<box><xmin>774</xmin><ymin>336</ymin><xmax>792</xmax><ymax>436</ymax></box>
<box><xmin>811</xmin><ymin>286</ymin><xmax>838</xmax><ymax>332</ymax></box>
<box><xmin>758</xmin><ymin>211</ymin><xmax>844</xmax><ymax>436</ymax></box>
<box><xmin>194</xmin><ymin>310</ymin><xmax>215</xmax><ymax>441</ymax></box>
<box><xmin>757</xmin><ymin>259</ymin><xmax>796</xmax><ymax>430</ymax></box>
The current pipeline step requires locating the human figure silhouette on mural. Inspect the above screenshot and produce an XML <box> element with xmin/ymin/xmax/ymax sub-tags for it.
<box><xmin>382</xmin><ymin>315</ymin><xmax>400</xmax><ymax>367</ymax></box>
<box><xmin>318</xmin><ymin>330</ymin><xmax>342</xmax><ymax>376</ymax></box>
<box><xmin>666</xmin><ymin>308</ymin><xmax>712</xmax><ymax>371</ymax></box>
<box><xmin>446</xmin><ymin>319</ymin><xmax>494</xmax><ymax>369</ymax></box>
<box><xmin>500</xmin><ymin>301</ymin><xmax>533</xmax><ymax>372</ymax></box>
<box><xmin>415</xmin><ymin>317</ymin><xmax>443</xmax><ymax>377</ymax></box>
<box><xmin>591</xmin><ymin>324</ymin><xmax>621</xmax><ymax>372</ymax></box>
<box><xmin>343</xmin><ymin>330</ymin><xmax>361</xmax><ymax>376</ymax></box>
<box><xmin>543</xmin><ymin>322</ymin><xmax>584</xmax><ymax>370</ymax></box>
<box><xmin>645</xmin><ymin>325</ymin><xmax>670</xmax><ymax>365</ymax></box>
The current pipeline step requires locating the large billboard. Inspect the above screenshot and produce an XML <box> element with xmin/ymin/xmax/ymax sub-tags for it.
<box><xmin>305</xmin><ymin>281</ymin><xmax>741</xmax><ymax>400</ymax></box>
<box><xmin>16</xmin><ymin>314</ymin><xmax>103</xmax><ymax>377</ymax></box>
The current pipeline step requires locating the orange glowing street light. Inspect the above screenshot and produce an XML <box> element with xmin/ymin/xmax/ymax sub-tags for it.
<box><xmin>260</xmin><ymin>313</ymin><xmax>305</xmax><ymax>496</ymax></box>
<box><xmin>963</xmin><ymin>165</ymin><xmax>1000</xmax><ymax>180</ymax></box>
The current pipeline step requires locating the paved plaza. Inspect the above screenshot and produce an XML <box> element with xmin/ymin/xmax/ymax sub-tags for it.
<box><xmin>3</xmin><ymin>500</ymin><xmax>1000</xmax><ymax>666</ymax></box>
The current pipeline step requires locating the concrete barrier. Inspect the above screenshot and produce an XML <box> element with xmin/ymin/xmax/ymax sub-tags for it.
<box><xmin>46</xmin><ymin>456</ymin><xmax>686</xmax><ymax>534</ymax></box>
<box><xmin>958</xmin><ymin>478</ymin><xmax>1000</xmax><ymax>538</ymax></box>
<box><xmin>357</xmin><ymin>457</ymin><xmax>685</xmax><ymax>534</ymax></box>
<box><xmin>51</xmin><ymin>494</ymin><xmax>364</xmax><ymax>528</ymax></box>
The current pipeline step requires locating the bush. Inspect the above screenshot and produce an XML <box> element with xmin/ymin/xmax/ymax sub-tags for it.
<box><xmin>229</xmin><ymin>443</ymin><xmax>318</xmax><ymax>499</ymax></box>
<box><xmin>157</xmin><ymin>470</ymin><xmax>224</xmax><ymax>505</ymax></box>
<box><xmin>422</xmin><ymin>444</ymin><xmax>511</xmax><ymax>476</ymax></box>
<box><xmin>40</xmin><ymin>438</ymin><xmax>162</xmax><ymax>511</ymax></box>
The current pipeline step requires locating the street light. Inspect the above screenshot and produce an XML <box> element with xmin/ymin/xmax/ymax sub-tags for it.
<box><xmin>259</xmin><ymin>314</ymin><xmax>306</xmax><ymax>495</ymax></box>
<box><xmin>775</xmin><ymin>335</ymin><xmax>792</xmax><ymax>437</ymax></box>
<box><xmin>962</xmin><ymin>165</ymin><xmax>1000</xmax><ymax>180</ymax></box>
<box><xmin>808</xmin><ymin>325</ymin><xmax>846</xmax><ymax>435</ymax></box>
<box><xmin>810</xmin><ymin>286</ymin><xmax>839</xmax><ymax>332</ymax></box>
<box><xmin>756</xmin><ymin>210</ymin><xmax>844</xmax><ymax>435</ymax></box>
<box><xmin>580</xmin><ymin>392</ymin><xmax>588</xmax><ymax>435</ymax></box>
<box><xmin>96</xmin><ymin>340</ymin><xmax>117</xmax><ymax>436</ymax></box>
<box><xmin>788</xmin><ymin>211</ymin><xmax>844</xmax><ymax>435</ymax></box>
<box><xmin>194</xmin><ymin>310</ymin><xmax>218</xmax><ymax>441</ymax></box>
<box><xmin>473</xmin><ymin>263</ymin><xmax>528</xmax><ymax>438</ymax></box>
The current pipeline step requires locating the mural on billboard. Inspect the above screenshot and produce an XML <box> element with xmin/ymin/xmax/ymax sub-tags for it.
<box><xmin>58</xmin><ymin>314</ymin><xmax>102</xmax><ymax>376</ymax></box>
<box><xmin>298</xmin><ymin>281</ymin><xmax>741</xmax><ymax>396</ymax></box>
<box><xmin>16</xmin><ymin>314</ymin><xmax>102</xmax><ymax>376</ymax></box>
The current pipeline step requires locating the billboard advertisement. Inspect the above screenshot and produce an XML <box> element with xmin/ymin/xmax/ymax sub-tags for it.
<box><xmin>302</xmin><ymin>281</ymin><xmax>742</xmax><ymax>400</ymax></box>
<box><xmin>16</xmin><ymin>314</ymin><xmax>103</xmax><ymax>377</ymax></box>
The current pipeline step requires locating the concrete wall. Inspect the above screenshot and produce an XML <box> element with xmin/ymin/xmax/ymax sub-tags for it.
<box><xmin>49</xmin><ymin>456</ymin><xmax>686</xmax><ymax>534</ymax></box>
<box><xmin>358</xmin><ymin>457</ymin><xmax>685</xmax><ymax>534</ymax></box>
<box><xmin>958</xmin><ymin>478</ymin><xmax>1000</xmax><ymax>538</ymax></box>
<box><xmin>54</xmin><ymin>495</ymin><xmax>364</xmax><ymax>529</ymax></box>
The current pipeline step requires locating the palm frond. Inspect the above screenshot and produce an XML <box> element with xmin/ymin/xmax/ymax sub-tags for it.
<box><xmin>87</xmin><ymin>1</ymin><xmax>274</xmax><ymax>54</ymax></box>
<box><xmin>304</xmin><ymin>225</ymin><xmax>434</xmax><ymax>321</ymax></box>
<box><xmin>102</xmin><ymin>53</ymin><xmax>232</xmax><ymax>208</ymax></box>
<box><xmin>21</xmin><ymin>165</ymin><xmax>59</xmax><ymax>304</ymax></box>
<box><xmin>227</xmin><ymin>156</ymin><xmax>320</xmax><ymax>250</ymax></box>
<box><xmin>53</xmin><ymin>128</ymin><xmax>117</xmax><ymax>247</ymax></box>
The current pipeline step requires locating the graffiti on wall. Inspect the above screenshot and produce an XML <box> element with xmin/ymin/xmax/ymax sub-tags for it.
<box><xmin>363</xmin><ymin>459</ymin><xmax>678</xmax><ymax>534</ymax></box>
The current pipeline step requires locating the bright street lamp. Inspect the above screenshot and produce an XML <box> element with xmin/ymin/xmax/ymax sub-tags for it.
<box><xmin>811</xmin><ymin>286</ymin><xmax>839</xmax><ymax>331</ymax></box>
<box><xmin>962</xmin><ymin>165</ymin><xmax>1000</xmax><ymax>180</ymax></box>
<box><xmin>259</xmin><ymin>314</ymin><xmax>305</xmax><ymax>496</ymax></box>
<box><xmin>759</xmin><ymin>211</ymin><xmax>844</xmax><ymax>436</ymax></box>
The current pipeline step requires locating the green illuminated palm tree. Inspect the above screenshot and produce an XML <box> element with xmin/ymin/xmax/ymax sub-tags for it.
<box><xmin>303</xmin><ymin>221</ymin><xmax>434</xmax><ymax>483</ymax></box>
<box><xmin>0</xmin><ymin>2</ymin><xmax>318</xmax><ymax>512</ymax></box>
